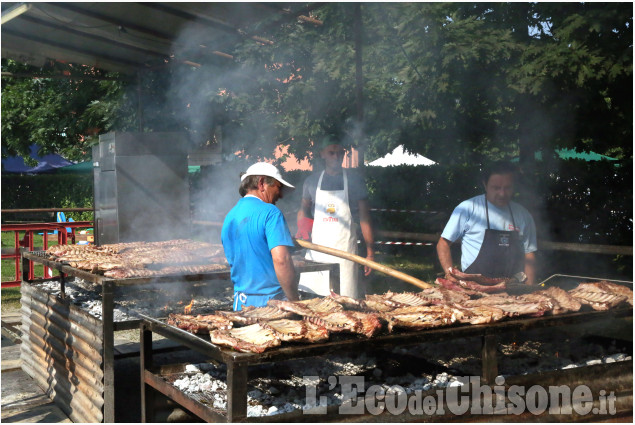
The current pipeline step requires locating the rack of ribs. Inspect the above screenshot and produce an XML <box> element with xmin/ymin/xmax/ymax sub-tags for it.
<box><xmin>209</xmin><ymin>324</ymin><xmax>282</xmax><ymax>353</ymax></box>
<box><xmin>167</xmin><ymin>313</ymin><xmax>233</xmax><ymax>334</ymax></box>
<box><xmin>569</xmin><ymin>281</ymin><xmax>632</xmax><ymax>310</ymax></box>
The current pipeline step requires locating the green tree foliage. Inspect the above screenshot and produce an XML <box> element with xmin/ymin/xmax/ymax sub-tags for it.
<box><xmin>1</xmin><ymin>3</ymin><xmax>631</xmax><ymax>165</ymax></box>
<box><xmin>507</xmin><ymin>2</ymin><xmax>632</xmax><ymax>160</ymax></box>
<box><xmin>226</xmin><ymin>2</ymin><xmax>632</xmax><ymax>164</ymax></box>
<box><xmin>0</xmin><ymin>59</ymin><xmax>131</xmax><ymax>162</ymax></box>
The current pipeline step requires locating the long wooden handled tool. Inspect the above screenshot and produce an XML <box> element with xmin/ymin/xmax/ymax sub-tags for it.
<box><xmin>294</xmin><ymin>238</ymin><xmax>432</xmax><ymax>290</ymax></box>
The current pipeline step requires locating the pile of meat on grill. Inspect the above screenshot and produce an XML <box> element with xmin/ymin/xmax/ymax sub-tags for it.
<box><xmin>45</xmin><ymin>239</ymin><xmax>229</xmax><ymax>278</ymax></box>
<box><xmin>167</xmin><ymin>279</ymin><xmax>632</xmax><ymax>354</ymax></box>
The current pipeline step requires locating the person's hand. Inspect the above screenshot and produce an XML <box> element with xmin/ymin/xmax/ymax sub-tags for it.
<box><xmin>444</xmin><ymin>267</ymin><xmax>459</xmax><ymax>282</ymax></box>
<box><xmin>295</xmin><ymin>217</ymin><xmax>314</xmax><ymax>240</ymax></box>
<box><xmin>364</xmin><ymin>251</ymin><xmax>374</xmax><ymax>276</ymax></box>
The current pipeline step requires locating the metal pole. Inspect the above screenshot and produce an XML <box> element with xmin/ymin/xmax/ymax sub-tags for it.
<box><xmin>137</xmin><ymin>71</ymin><xmax>144</xmax><ymax>132</ymax></box>
<box><xmin>140</xmin><ymin>322</ymin><xmax>154</xmax><ymax>423</ymax></box>
<box><xmin>329</xmin><ymin>263</ymin><xmax>340</xmax><ymax>294</ymax></box>
<box><xmin>354</xmin><ymin>3</ymin><xmax>364</xmax><ymax>167</ymax></box>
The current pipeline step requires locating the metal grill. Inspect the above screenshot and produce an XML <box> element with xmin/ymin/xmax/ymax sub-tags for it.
<box><xmin>19</xmin><ymin>248</ymin><xmax>339</xmax><ymax>423</ymax></box>
<box><xmin>138</xmin><ymin>275</ymin><xmax>633</xmax><ymax>422</ymax></box>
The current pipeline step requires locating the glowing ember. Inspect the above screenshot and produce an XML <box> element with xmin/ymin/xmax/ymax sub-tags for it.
<box><xmin>184</xmin><ymin>299</ymin><xmax>194</xmax><ymax>315</ymax></box>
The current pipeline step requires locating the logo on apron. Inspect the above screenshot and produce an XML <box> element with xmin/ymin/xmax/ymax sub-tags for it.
<box><xmin>326</xmin><ymin>203</ymin><xmax>336</xmax><ymax>214</ymax></box>
<box><xmin>498</xmin><ymin>234</ymin><xmax>510</xmax><ymax>247</ymax></box>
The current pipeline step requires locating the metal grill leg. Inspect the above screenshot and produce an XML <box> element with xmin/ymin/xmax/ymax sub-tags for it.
<box><xmin>140</xmin><ymin>323</ymin><xmax>154</xmax><ymax>423</ymax></box>
<box><xmin>226</xmin><ymin>363</ymin><xmax>248</xmax><ymax>422</ymax></box>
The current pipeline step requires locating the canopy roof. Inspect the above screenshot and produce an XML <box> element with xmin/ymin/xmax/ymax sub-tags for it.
<box><xmin>1</xmin><ymin>2</ymin><xmax>322</xmax><ymax>75</ymax></box>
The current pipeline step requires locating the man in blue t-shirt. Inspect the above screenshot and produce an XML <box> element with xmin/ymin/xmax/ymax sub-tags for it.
<box><xmin>437</xmin><ymin>161</ymin><xmax>538</xmax><ymax>285</ymax></box>
<box><xmin>221</xmin><ymin>162</ymin><xmax>299</xmax><ymax>310</ymax></box>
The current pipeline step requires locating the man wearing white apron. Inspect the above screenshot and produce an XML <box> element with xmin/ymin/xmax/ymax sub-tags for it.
<box><xmin>296</xmin><ymin>136</ymin><xmax>375</xmax><ymax>299</ymax></box>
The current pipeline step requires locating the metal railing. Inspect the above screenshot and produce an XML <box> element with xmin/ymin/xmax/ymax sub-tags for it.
<box><xmin>1</xmin><ymin>221</ymin><xmax>93</xmax><ymax>287</ymax></box>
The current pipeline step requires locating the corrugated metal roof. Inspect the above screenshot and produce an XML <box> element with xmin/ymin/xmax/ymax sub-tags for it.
<box><xmin>1</xmin><ymin>2</ymin><xmax>323</xmax><ymax>75</ymax></box>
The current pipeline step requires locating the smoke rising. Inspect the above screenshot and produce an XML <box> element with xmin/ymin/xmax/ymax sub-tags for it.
<box><xmin>102</xmin><ymin>3</ymin><xmax>629</xmax><ymax>283</ymax></box>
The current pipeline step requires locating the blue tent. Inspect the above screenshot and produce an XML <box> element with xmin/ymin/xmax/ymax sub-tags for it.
<box><xmin>1</xmin><ymin>145</ymin><xmax>74</xmax><ymax>174</ymax></box>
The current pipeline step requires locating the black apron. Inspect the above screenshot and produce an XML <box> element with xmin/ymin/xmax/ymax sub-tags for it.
<box><xmin>464</xmin><ymin>199</ymin><xmax>525</xmax><ymax>278</ymax></box>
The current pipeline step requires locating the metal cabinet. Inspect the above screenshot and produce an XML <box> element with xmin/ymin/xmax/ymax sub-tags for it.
<box><xmin>92</xmin><ymin>132</ymin><xmax>191</xmax><ymax>244</ymax></box>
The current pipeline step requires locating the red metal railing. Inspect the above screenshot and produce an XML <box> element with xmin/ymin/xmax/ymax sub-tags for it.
<box><xmin>1</xmin><ymin>221</ymin><xmax>93</xmax><ymax>288</ymax></box>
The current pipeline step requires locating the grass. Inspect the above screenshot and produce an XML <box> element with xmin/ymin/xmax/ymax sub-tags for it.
<box><xmin>368</xmin><ymin>247</ymin><xmax>440</xmax><ymax>294</ymax></box>
<box><xmin>1</xmin><ymin>287</ymin><xmax>21</xmax><ymax>313</ymax></box>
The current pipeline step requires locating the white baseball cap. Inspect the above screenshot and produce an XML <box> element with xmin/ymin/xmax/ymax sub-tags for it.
<box><xmin>241</xmin><ymin>162</ymin><xmax>295</xmax><ymax>189</ymax></box>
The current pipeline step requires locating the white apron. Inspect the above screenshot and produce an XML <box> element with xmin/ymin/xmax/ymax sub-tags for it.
<box><xmin>298</xmin><ymin>171</ymin><xmax>361</xmax><ymax>298</ymax></box>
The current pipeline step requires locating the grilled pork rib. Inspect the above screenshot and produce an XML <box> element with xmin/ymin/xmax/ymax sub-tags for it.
<box><xmin>329</xmin><ymin>291</ymin><xmax>367</xmax><ymax>310</ymax></box>
<box><xmin>210</xmin><ymin>324</ymin><xmax>281</xmax><ymax>353</ymax></box>
<box><xmin>569</xmin><ymin>281</ymin><xmax>632</xmax><ymax>309</ymax></box>
<box><xmin>304</xmin><ymin>311</ymin><xmax>383</xmax><ymax>338</ymax></box>
<box><xmin>268</xmin><ymin>297</ymin><xmax>343</xmax><ymax>316</ymax></box>
<box><xmin>103</xmin><ymin>263</ymin><xmax>227</xmax><ymax>278</ymax></box>
<box><xmin>167</xmin><ymin>280</ymin><xmax>631</xmax><ymax>354</ymax></box>
<box><xmin>363</xmin><ymin>295</ymin><xmax>398</xmax><ymax>312</ymax></box>
<box><xmin>534</xmin><ymin>287</ymin><xmax>581</xmax><ymax>314</ymax></box>
<box><xmin>456</xmin><ymin>279</ymin><xmax>507</xmax><ymax>293</ymax></box>
<box><xmin>569</xmin><ymin>282</ymin><xmax>629</xmax><ymax>311</ymax></box>
<box><xmin>448</xmin><ymin>267</ymin><xmax>509</xmax><ymax>285</ymax></box>
<box><xmin>362</xmin><ymin>291</ymin><xmax>435</xmax><ymax>313</ymax></box>
<box><xmin>47</xmin><ymin>239</ymin><xmax>229</xmax><ymax>277</ymax></box>
<box><xmin>435</xmin><ymin>277</ymin><xmax>481</xmax><ymax>295</ymax></box>
<box><xmin>268</xmin><ymin>299</ymin><xmax>313</xmax><ymax>316</ymax></box>
<box><xmin>588</xmin><ymin>281</ymin><xmax>633</xmax><ymax>305</ymax></box>
<box><xmin>261</xmin><ymin>319</ymin><xmax>330</xmax><ymax>343</ymax></box>
<box><xmin>218</xmin><ymin>306</ymin><xmax>294</xmax><ymax>325</ymax></box>
<box><xmin>451</xmin><ymin>305</ymin><xmax>506</xmax><ymax>324</ymax></box>
<box><xmin>384</xmin><ymin>291</ymin><xmax>433</xmax><ymax>307</ymax></box>
<box><xmin>381</xmin><ymin>305</ymin><xmax>457</xmax><ymax>332</ymax></box>
<box><xmin>464</xmin><ymin>294</ymin><xmax>551</xmax><ymax>317</ymax></box>
<box><xmin>167</xmin><ymin>313</ymin><xmax>233</xmax><ymax>334</ymax></box>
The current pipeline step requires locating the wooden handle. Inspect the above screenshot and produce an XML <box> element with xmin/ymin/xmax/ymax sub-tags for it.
<box><xmin>294</xmin><ymin>238</ymin><xmax>432</xmax><ymax>290</ymax></box>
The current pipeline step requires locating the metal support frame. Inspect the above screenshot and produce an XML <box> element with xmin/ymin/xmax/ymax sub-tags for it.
<box><xmin>102</xmin><ymin>280</ymin><xmax>115</xmax><ymax>422</ymax></box>
<box><xmin>140</xmin><ymin>324</ymin><xmax>154</xmax><ymax>423</ymax></box>
<box><xmin>226</xmin><ymin>363</ymin><xmax>248</xmax><ymax>422</ymax></box>
<box><xmin>20</xmin><ymin>249</ymin><xmax>338</xmax><ymax>422</ymax></box>
<box><xmin>138</xmin><ymin>302</ymin><xmax>632</xmax><ymax>422</ymax></box>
